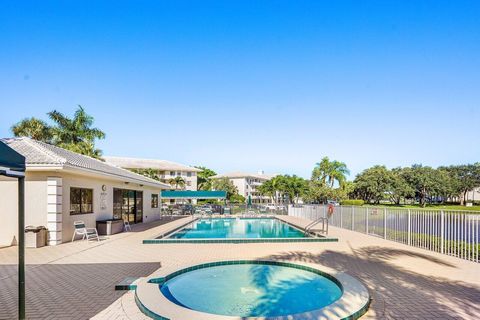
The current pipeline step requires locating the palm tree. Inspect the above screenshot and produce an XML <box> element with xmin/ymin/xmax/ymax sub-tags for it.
<box><xmin>168</xmin><ymin>176</ymin><xmax>186</xmax><ymax>190</ymax></box>
<box><xmin>195</xmin><ymin>166</ymin><xmax>216</xmax><ymax>190</ymax></box>
<box><xmin>47</xmin><ymin>106</ymin><xmax>105</xmax><ymax>158</ymax></box>
<box><xmin>288</xmin><ymin>175</ymin><xmax>309</xmax><ymax>204</ymax></box>
<box><xmin>312</xmin><ymin>157</ymin><xmax>350</xmax><ymax>187</ymax></box>
<box><xmin>131</xmin><ymin>168</ymin><xmax>160</xmax><ymax>181</ymax></box>
<box><xmin>48</xmin><ymin>105</ymin><xmax>105</xmax><ymax>143</ymax></box>
<box><xmin>10</xmin><ymin>106</ymin><xmax>105</xmax><ymax>159</ymax></box>
<box><xmin>329</xmin><ymin>160</ymin><xmax>350</xmax><ymax>187</ymax></box>
<box><xmin>258</xmin><ymin>179</ymin><xmax>276</xmax><ymax>204</ymax></box>
<box><xmin>312</xmin><ymin>157</ymin><xmax>332</xmax><ymax>184</ymax></box>
<box><xmin>11</xmin><ymin>117</ymin><xmax>52</xmax><ymax>142</ymax></box>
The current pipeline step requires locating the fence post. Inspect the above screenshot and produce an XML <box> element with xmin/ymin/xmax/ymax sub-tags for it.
<box><xmin>407</xmin><ymin>209</ymin><xmax>411</xmax><ymax>246</ymax></box>
<box><xmin>352</xmin><ymin>206</ymin><xmax>355</xmax><ymax>231</ymax></box>
<box><xmin>323</xmin><ymin>205</ymin><xmax>326</xmax><ymax>219</ymax></box>
<box><xmin>365</xmin><ymin>207</ymin><xmax>369</xmax><ymax>234</ymax></box>
<box><xmin>440</xmin><ymin>210</ymin><xmax>445</xmax><ymax>254</ymax></box>
<box><xmin>383</xmin><ymin>207</ymin><xmax>387</xmax><ymax>239</ymax></box>
<box><xmin>340</xmin><ymin>206</ymin><xmax>343</xmax><ymax>228</ymax></box>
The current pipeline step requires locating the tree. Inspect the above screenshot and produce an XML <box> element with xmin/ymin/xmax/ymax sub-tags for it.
<box><xmin>195</xmin><ymin>166</ymin><xmax>217</xmax><ymax>190</ymax></box>
<box><xmin>211</xmin><ymin>177</ymin><xmax>239</xmax><ymax>200</ymax></box>
<box><xmin>278</xmin><ymin>175</ymin><xmax>309</xmax><ymax>204</ymax></box>
<box><xmin>131</xmin><ymin>168</ymin><xmax>160</xmax><ymax>181</ymax></box>
<box><xmin>304</xmin><ymin>181</ymin><xmax>336</xmax><ymax>204</ymax></box>
<box><xmin>11</xmin><ymin>106</ymin><xmax>105</xmax><ymax>158</ymax></box>
<box><xmin>168</xmin><ymin>176</ymin><xmax>186</xmax><ymax>190</ymax></box>
<box><xmin>229</xmin><ymin>194</ymin><xmax>246</xmax><ymax>203</ymax></box>
<box><xmin>441</xmin><ymin>164</ymin><xmax>480</xmax><ymax>205</ymax></box>
<box><xmin>402</xmin><ymin>165</ymin><xmax>444</xmax><ymax>207</ymax></box>
<box><xmin>312</xmin><ymin>157</ymin><xmax>350</xmax><ymax>187</ymax></box>
<box><xmin>352</xmin><ymin>165</ymin><xmax>394</xmax><ymax>204</ymax></box>
<box><xmin>48</xmin><ymin>106</ymin><xmax>105</xmax><ymax>157</ymax></box>
<box><xmin>389</xmin><ymin>167</ymin><xmax>415</xmax><ymax>205</ymax></box>
<box><xmin>257</xmin><ymin>179</ymin><xmax>277</xmax><ymax>204</ymax></box>
<box><xmin>11</xmin><ymin>117</ymin><xmax>53</xmax><ymax>142</ymax></box>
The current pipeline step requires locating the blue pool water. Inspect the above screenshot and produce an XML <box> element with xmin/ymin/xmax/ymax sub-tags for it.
<box><xmin>160</xmin><ymin>263</ymin><xmax>343</xmax><ymax>317</ymax></box>
<box><xmin>167</xmin><ymin>218</ymin><xmax>307</xmax><ymax>239</ymax></box>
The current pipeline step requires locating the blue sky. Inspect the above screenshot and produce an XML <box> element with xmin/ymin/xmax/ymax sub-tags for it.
<box><xmin>1</xmin><ymin>1</ymin><xmax>479</xmax><ymax>178</ymax></box>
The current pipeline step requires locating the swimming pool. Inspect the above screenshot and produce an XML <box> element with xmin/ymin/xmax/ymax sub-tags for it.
<box><xmin>169</xmin><ymin>218</ymin><xmax>306</xmax><ymax>239</ymax></box>
<box><xmin>143</xmin><ymin>217</ymin><xmax>338</xmax><ymax>244</ymax></box>
<box><xmin>135</xmin><ymin>260</ymin><xmax>371</xmax><ymax>319</ymax></box>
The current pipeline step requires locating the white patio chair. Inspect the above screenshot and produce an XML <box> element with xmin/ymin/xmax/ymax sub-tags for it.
<box><xmin>124</xmin><ymin>219</ymin><xmax>132</xmax><ymax>232</ymax></box>
<box><xmin>72</xmin><ymin>221</ymin><xmax>99</xmax><ymax>242</ymax></box>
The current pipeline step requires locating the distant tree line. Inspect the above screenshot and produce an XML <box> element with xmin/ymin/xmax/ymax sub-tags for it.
<box><xmin>351</xmin><ymin>164</ymin><xmax>480</xmax><ymax>206</ymax></box>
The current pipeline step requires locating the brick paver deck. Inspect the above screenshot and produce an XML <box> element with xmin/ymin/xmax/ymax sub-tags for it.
<box><xmin>0</xmin><ymin>215</ymin><xmax>479</xmax><ymax>319</ymax></box>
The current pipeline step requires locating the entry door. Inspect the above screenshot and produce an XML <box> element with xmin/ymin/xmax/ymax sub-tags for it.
<box><xmin>135</xmin><ymin>191</ymin><xmax>143</xmax><ymax>223</ymax></box>
<box><xmin>114</xmin><ymin>189</ymin><xmax>143</xmax><ymax>224</ymax></box>
<box><xmin>125</xmin><ymin>190</ymin><xmax>136</xmax><ymax>223</ymax></box>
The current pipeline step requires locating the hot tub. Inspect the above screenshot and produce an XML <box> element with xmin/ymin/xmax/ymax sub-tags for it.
<box><xmin>135</xmin><ymin>260</ymin><xmax>370</xmax><ymax>320</ymax></box>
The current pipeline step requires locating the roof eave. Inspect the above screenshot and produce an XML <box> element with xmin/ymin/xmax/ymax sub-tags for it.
<box><xmin>61</xmin><ymin>165</ymin><xmax>171</xmax><ymax>189</ymax></box>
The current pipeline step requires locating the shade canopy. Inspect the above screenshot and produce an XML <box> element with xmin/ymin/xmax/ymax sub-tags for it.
<box><xmin>0</xmin><ymin>141</ymin><xmax>25</xmax><ymax>177</ymax></box>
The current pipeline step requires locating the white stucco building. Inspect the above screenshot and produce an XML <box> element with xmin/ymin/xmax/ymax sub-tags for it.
<box><xmin>0</xmin><ymin>138</ymin><xmax>170</xmax><ymax>247</ymax></box>
<box><xmin>212</xmin><ymin>171</ymin><xmax>276</xmax><ymax>204</ymax></box>
<box><xmin>103</xmin><ymin>156</ymin><xmax>201</xmax><ymax>190</ymax></box>
<box><xmin>103</xmin><ymin>156</ymin><xmax>202</xmax><ymax>204</ymax></box>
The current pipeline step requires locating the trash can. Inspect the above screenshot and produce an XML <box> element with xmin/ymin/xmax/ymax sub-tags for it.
<box><xmin>25</xmin><ymin>226</ymin><xmax>47</xmax><ymax>248</ymax></box>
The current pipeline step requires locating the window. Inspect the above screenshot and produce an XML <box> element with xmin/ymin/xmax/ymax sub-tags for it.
<box><xmin>151</xmin><ymin>194</ymin><xmax>159</xmax><ymax>208</ymax></box>
<box><xmin>170</xmin><ymin>171</ymin><xmax>175</xmax><ymax>176</ymax></box>
<box><xmin>177</xmin><ymin>171</ymin><xmax>181</xmax><ymax>176</ymax></box>
<box><xmin>186</xmin><ymin>181</ymin><xmax>192</xmax><ymax>186</ymax></box>
<box><xmin>70</xmin><ymin>187</ymin><xmax>93</xmax><ymax>215</ymax></box>
<box><xmin>187</xmin><ymin>172</ymin><xmax>192</xmax><ymax>177</ymax></box>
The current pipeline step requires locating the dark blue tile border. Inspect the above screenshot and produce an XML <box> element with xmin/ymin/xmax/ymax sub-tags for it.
<box><xmin>143</xmin><ymin>237</ymin><xmax>338</xmax><ymax>244</ymax></box>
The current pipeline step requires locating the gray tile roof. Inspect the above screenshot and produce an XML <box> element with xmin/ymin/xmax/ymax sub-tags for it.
<box><xmin>103</xmin><ymin>156</ymin><xmax>202</xmax><ymax>172</ymax></box>
<box><xmin>1</xmin><ymin>137</ymin><xmax>170</xmax><ymax>188</ymax></box>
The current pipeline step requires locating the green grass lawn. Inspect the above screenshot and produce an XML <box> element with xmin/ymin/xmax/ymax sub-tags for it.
<box><xmin>366</xmin><ymin>203</ymin><xmax>480</xmax><ymax>212</ymax></box>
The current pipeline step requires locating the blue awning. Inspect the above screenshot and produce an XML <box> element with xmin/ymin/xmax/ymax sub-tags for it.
<box><xmin>161</xmin><ymin>190</ymin><xmax>227</xmax><ymax>199</ymax></box>
<box><xmin>0</xmin><ymin>141</ymin><xmax>26</xmax><ymax>177</ymax></box>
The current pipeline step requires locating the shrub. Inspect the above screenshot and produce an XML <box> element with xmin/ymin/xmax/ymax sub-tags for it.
<box><xmin>340</xmin><ymin>199</ymin><xmax>365</xmax><ymax>206</ymax></box>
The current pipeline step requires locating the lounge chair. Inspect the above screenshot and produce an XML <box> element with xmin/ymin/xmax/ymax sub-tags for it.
<box><xmin>72</xmin><ymin>221</ymin><xmax>100</xmax><ymax>242</ymax></box>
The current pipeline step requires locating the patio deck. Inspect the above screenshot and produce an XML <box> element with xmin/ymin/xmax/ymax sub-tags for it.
<box><xmin>0</xmin><ymin>215</ymin><xmax>479</xmax><ymax>319</ymax></box>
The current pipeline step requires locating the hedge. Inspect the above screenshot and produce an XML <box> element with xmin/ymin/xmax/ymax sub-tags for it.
<box><xmin>340</xmin><ymin>199</ymin><xmax>365</xmax><ymax>206</ymax></box>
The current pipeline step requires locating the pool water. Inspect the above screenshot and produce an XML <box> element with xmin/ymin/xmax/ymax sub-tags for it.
<box><xmin>167</xmin><ymin>218</ymin><xmax>307</xmax><ymax>239</ymax></box>
<box><xmin>160</xmin><ymin>263</ymin><xmax>343</xmax><ymax>317</ymax></box>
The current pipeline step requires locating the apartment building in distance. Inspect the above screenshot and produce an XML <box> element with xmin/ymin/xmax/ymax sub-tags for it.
<box><xmin>212</xmin><ymin>171</ymin><xmax>276</xmax><ymax>204</ymax></box>
<box><xmin>104</xmin><ymin>156</ymin><xmax>202</xmax><ymax>204</ymax></box>
<box><xmin>104</xmin><ymin>156</ymin><xmax>201</xmax><ymax>190</ymax></box>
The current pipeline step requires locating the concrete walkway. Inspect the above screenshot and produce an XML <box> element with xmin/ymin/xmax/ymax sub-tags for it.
<box><xmin>0</xmin><ymin>215</ymin><xmax>479</xmax><ymax>319</ymax></box>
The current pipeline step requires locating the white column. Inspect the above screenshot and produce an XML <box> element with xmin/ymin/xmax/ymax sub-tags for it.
<box><xmin>47</xmin><ymin>177</ymin><xmax>63</xmax><ymax>245</ymax></box>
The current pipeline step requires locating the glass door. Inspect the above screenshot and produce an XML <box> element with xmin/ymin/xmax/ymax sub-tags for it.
<box><xmin>135</xmin><ymin>191</ymin><xmax>143</xmax><ymax>223</ymax></box>
<box><xmin>113</xmin><ymin>188</ymin><xmax>143</xmax><ymax>224</ymax></box>
<box><xmin>127</xmin><ymin>190</ymin><xmax>136</xmax><ymax>223</ymax></box>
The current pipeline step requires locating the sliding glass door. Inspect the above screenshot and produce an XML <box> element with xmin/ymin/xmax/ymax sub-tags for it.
<box><xmin>113</xmin><ymin>188</ymin><xmax>143</xmax><ymax>223</ymax></box>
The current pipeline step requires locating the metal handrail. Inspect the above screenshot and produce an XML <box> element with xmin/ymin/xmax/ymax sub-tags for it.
<box><xmin>304</xmin><ymin>217</ymin><xmax>329</xmax><ymax>235</ymax></box>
